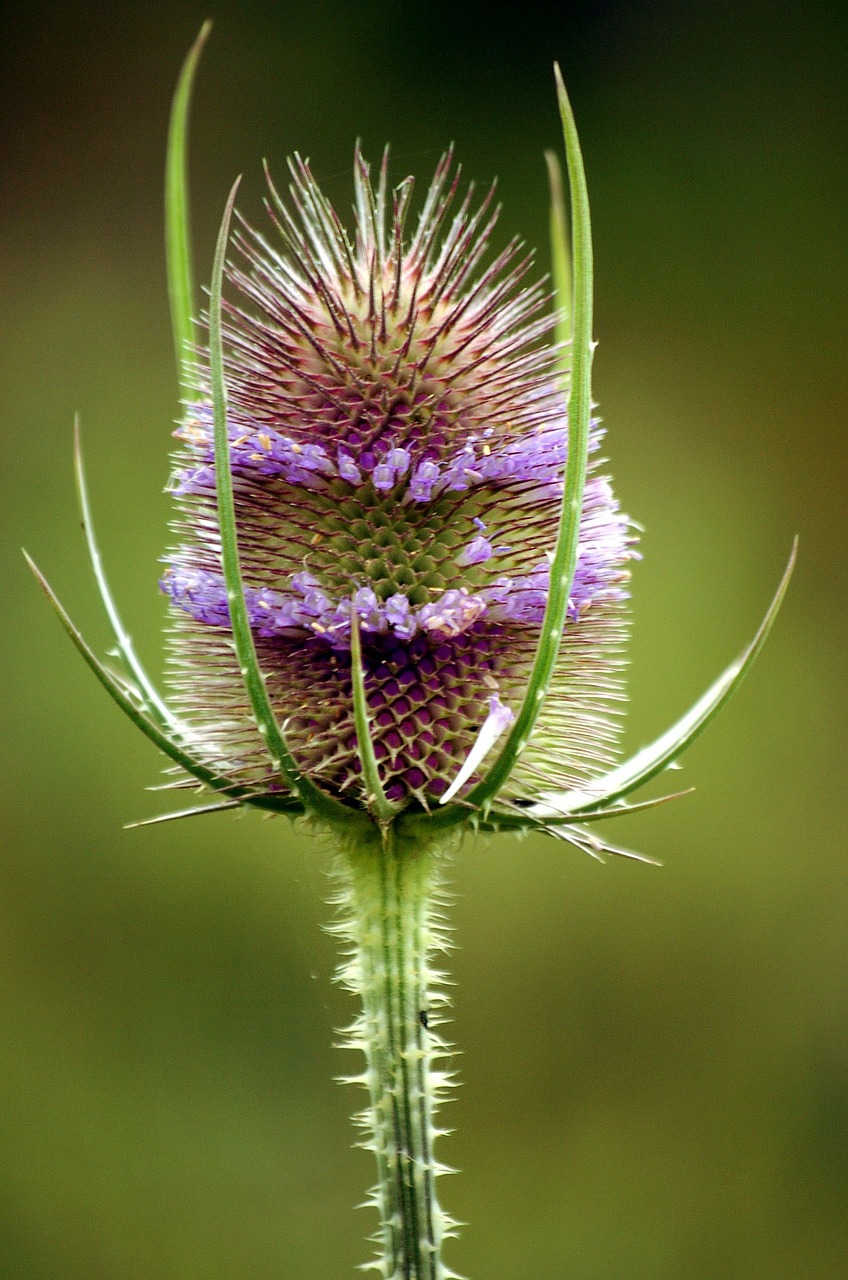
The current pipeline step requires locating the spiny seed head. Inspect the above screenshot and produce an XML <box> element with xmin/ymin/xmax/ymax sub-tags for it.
<box><xmin>161</xmin><ymin>148</ymin><xmax>636</xmax><ymax>810</ymax></box>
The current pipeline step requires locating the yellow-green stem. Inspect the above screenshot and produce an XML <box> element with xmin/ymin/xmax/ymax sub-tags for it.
<box><xmin>334</xmin><ymin>825</ymin><xmax>461</xmax><ymax>1279</ymax></box>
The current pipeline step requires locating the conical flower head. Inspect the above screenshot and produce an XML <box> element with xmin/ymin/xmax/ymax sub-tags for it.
<box><xmin>161</xmin><ymin>149</ymin><xmax>635</xmax><ymax>811</ymax></box>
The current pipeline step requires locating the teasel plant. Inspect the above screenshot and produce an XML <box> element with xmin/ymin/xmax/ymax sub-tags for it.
<box><xmin>27</xmin><ymin>22</ymin><xmax>796</xmax><ymax>1280</ymax></box>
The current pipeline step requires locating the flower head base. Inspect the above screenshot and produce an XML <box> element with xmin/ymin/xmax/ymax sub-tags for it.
<box><xmin>160</xmin><ymin>150</ymin><xmax>634</xmax><ymax>810</ymax></box>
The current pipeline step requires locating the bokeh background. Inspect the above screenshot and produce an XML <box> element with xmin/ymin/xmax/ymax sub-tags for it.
<box><xmin>2</xmin><ymin>1</ymin><xmax>846</xmax><ymax>1276</ymax></box>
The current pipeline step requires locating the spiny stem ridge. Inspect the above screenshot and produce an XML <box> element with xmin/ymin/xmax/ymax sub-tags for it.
<box><xmin>332</xmin><ymin>829</ymin><xmax>462</xmax><ymax>1279</ymax></box>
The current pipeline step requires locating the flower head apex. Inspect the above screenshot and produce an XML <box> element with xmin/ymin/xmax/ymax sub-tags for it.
<box><xmin>28</xmin><ymin>29</ymin><xmax>795</xmax><ymax>854</ymax></box>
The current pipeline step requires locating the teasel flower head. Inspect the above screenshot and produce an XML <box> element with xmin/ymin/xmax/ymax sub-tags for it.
<box><xmin>27</xmin><ymin>26</ymin><xmax>794</xmax><ymax>852</ymax></box>
<box><xmin>159</xmin><ymin>139</ymin><xmax>640</xmax><ymax>825</ymax></box>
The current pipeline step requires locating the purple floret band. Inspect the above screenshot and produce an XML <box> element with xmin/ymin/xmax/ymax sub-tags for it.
<box><xmin>161</xmin><ymin>524</ymin><xmax>630</xmax><ymax>650</ymax></box>
<box><xmin>171</xmin><ymin>404</ymin><xmax>603</xmax><ymax>501</ymax></box>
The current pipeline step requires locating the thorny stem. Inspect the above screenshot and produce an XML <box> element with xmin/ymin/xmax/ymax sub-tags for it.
<box><xmin>333</xmin><ymin>824</ymin><xmax>462</xmax><ymax>1279</ymax></box>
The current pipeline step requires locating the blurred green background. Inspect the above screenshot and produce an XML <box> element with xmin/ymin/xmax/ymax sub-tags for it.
<box><xmin>2</xmin><ymin>1</ymin><xmax>846</xmax><ymax>1276</ymax></box>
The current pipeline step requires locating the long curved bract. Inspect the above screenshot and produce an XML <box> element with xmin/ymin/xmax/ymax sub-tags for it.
<box><xmin>24</xmin><ymin>551</ymin><xmax>304</xmax><ymax>818</ymax></box>
<box><xmin>434</xmin><ymin>66</ymin><xmax>593</xmax><ymax>827</ymax></box>
<box><xmin>520</xmin><ymin>538</ymin><xmax>798</xmax><ymax>822</ymax></box>
<box><xmin>73</xmin><ymin>418</ymin><xmax>176</xmax><ymax>730</ymax></box>
<box><xmin>207</xmin><ymin>182</ymin><xmax>355</xmax><ymax>828</ymax></box>
<box><xmin>165</xmin><ymin>19</ymin><xmax>211</xmax><ymax>399</ymax></box>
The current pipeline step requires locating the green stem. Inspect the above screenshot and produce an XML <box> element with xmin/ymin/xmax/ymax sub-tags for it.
<box><xmin>334</xmin><ymin>825</ymin><xmax>461</xmax><ymax>1280</ymax></box>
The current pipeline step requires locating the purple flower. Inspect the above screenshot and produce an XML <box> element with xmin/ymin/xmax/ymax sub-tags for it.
<box><xmin>161</xmin><ymin>150</ymin><xmax>636</xmax><ymax>807</ymax></box>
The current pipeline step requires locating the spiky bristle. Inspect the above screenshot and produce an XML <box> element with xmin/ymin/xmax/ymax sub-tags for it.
<box><xmin>161</xmin><ymin>150</ymin><xmax>635</xmax><ymax>809</ymax></box>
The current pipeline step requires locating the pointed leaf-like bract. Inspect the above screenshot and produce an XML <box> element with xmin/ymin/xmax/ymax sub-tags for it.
<box><xmin>74</xmin><ymin>417</ymin><xmax>176</xmax><ymax>730</ymax></box>
<box><xmin>432</xmin><ymin>67</ymin><xmax>592</xmax><ymax>826</ymax></box>
<box><xmin>523</xmin><ymin>538</ymin><xmax>798</xmax><ymax>819</ymax></box>
<box><xmin>166</xmin><ymin>19</ymin><xmax>211</xmax><ymax>400</ymax></box>
<box><xmin>544</xmin><ymin>149</ymin><xmax>572</xmax><ymax>354</ymax></box>
<box><xmin>349</xmin><ymin>610</ymin><xmax>400</xmax><ymax>822</ymax></box>
<box><xmin>125</xmin><ymin>799</ymin><xmax>242</xmax><ymax>829</ymax></box>
<box><xmin>24</xmin><ymin>551</ymin><xmax>303</xmax><ymax>817</ymax></box>
<box><xmin>486</xmin><ymin>787</ymin><xmax>694</xmax><ymax>831</ymax></box>
<box><xmin>207</xmin><ymin>182</ymin><xmax>354</xmax><ymax>828</ymax></box>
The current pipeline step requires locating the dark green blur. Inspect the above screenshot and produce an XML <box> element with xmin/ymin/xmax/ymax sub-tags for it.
<box><xmin>2</xmin><ymin>1</ymin><xmax>846</xmax><ymax>1275</ymax></box>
